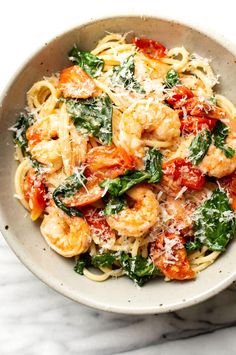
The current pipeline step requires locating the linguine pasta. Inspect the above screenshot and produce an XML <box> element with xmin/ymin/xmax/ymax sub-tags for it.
<box><xmin>12</xmin><ymin>33</ymin><xmax>236</xmax><ymax>285</ymax></box>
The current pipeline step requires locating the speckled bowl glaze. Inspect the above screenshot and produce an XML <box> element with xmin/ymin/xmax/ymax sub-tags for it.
<box><xmin>1</xmin><ymin>16</ymin><xmax>236</xmax><ymax>314</ymax></box>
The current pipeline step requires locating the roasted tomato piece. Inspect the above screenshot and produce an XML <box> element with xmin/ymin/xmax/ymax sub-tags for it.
<box><xmin>184</xmin><ymin>97</ymin><xmax>228</xmax><ymax>119</ymax></box>
<box><xmin>162</xmin><ymin>158</ymin><xmax>205</xmax><ymax>190</ymax></box>
<box><xmin>63</xmin><ymin>175</ymin><xmax>104</xmax><ymax>208</ymax></box>
<box><xmin>166</xmin><ymin>86</ymin><xmax>194</xmax><ymax>108</ymax></box>
<box><xmin>82</xmin><ymin>206</ymin><xmax>115</xmax><ymax>244</ymax></box>
<box><xmin>23</xmin><ymin>168</ymin><xmax>46</xmax><ymax>221</ymax></box>
<box><xmin>86</xmin><ymin>145</ymin><xmax>134</xmax><ymax>173</ymax></box>
<box><xmin>133</xmin><ymin>37</ymin><xmax>167</xmax><ymax>59</ymax></box>
<box><xmin>59</xmin><ymin>65</ymin><xmax>97</xmax><ymax>99</ymax></box>
<box><xmin>218</xmin><ymin>171</ymin><xmax>236</xmax><ymax>210</ymax></box>
<box><xmin>63</xmin><ymin>161</ymin><xmax>129</xmax><ymax>208</ymax></box>
<box><xmin>151</xmin><ymin>233</ymin><xmax>195</xmax><ymax>280</ymax></box>
<box><xmin>181</xmin><ymin>115</ymin><xmax>217</xmax><ymax>133</ymax></box>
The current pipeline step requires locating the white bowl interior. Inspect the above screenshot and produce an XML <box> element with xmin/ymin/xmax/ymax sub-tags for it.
<box><xmin>1</xmin><ymin>16</ymin><xmax>236</xmax><ymax>314</ymax></box>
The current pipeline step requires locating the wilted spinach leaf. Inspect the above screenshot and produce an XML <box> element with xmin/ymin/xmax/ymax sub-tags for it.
<box><xmin>188</xmin><ymin>129</ymin><xmax>212</xmax><ymax>165</ymax></box>
<box><xmin>185</xmin><ymin>238</ymin><xmax>202</xmax><ymax>252</ymax></box>
<box><xmin>212</xmin><ymin>120</ymin><xmax>235</xmax><ymax>158</ymax></box>
<box><xmin>119</xmin><ymin>253</ymin><xmax>161</xmax><ymax>286</ymax></box>
<box><xmin>193</xmin><ymin>188</ymin><xmax>236</xmax><ymax>251</ymax></box>
<box><xmin>64</xmin><ymin>93</ymin><xmax>112</xmax><ymax>145</ymax></box>
<box><xmin>165</xmin><ymin>69</ymin><xmax>180</xmax><ymax>88</ymax></box>
<box><xmin>12</xmin><ymin>113</ymin><xmax>34</xmax><ymax>154</ymax></box>
<box><xmin>53</xmin><ymin>172</ymin><xmax>87</xmax><ymax>217</ymax></box>
<box><xmin>74</xmin><ymin>253</ymin><xmax>91</xmax><ymax>275</ymax></box>
<box><xmin>111</xmin><ymin>55</ymin><xmax>145</xmax><ymax>94</ymax></box>
<box><xmin>69</xmin><ymin>46</ymin><xmax>104</xmax><ymax>77</ymax></box>
<box><xmin>91</xmin><ymin>253</ymin><xmax>117</xmax><ymax>268</ymax></box>
<box><xmin>100</xmin><ymin>148</ymin><xmax>162</xmax><ymax>197</ymax></box>
<box><xmin>100</xmin><ymin>170</ymin><xmax>150</xmax><ymax>197</ymax></box>
<box><xmin>103</xmin><ymin>195</ymin><xmax>127</xmax><ymax>215</ymax></box>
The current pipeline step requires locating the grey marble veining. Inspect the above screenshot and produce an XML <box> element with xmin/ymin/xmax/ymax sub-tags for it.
<box><xmin>1</xmin><ymin>236</ymin><xmax>236</xmax><ymax>355</ymax></box>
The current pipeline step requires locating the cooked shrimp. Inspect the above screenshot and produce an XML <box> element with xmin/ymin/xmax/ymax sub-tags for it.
<box><xmin>198</xmin><ymin>143</ymin><xmax>236</xmax><ymax>178</ymax></box>
<box><xmin>119</xmin><ymin>99</ymin><xmax>180</xmax><ymax>159</ymax></box>
<box><xmin>40</xmin><ymin>205</ymin><xmax>91</xmax><ymax>257</ymax></box>
<box><xmin>198</xmin><ymin>117</ymin><xmax>236</xmax><ymax>178</ymax></box>
<box><xmin>26</xmin><ymin>114</ymin><xmax>62</xmax><ymax>173</ymax></box>
<box><xmin>106</xmin><ymin>185</ymin><xmax>159</xmax><ymax>237</ymax></box>
<box><xmin>171</xmin><ymin>119</ymin><xmax>236</xmax><ymax>178</ymax></box>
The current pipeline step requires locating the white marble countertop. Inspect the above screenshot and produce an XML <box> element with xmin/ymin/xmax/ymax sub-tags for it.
<box><xmin>1</xmin><ymin>0</ymin><xmax>236</xmax><ymax>353</ymax></box>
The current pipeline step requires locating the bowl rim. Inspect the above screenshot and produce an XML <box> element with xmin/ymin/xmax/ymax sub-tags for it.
<box><xmin>1</xmin><ymin>14</ymin><xmax>236</xmax><ymax>314</ymax></box>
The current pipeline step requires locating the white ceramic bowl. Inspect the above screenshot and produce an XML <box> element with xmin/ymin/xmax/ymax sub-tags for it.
<box><xmin>1</xmin><ymin>16</ymin><xmax>236</xmax><ymax>314</ymax></box>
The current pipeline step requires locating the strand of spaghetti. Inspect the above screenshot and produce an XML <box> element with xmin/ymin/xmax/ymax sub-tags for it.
<box><xmin>14</xmin><ymin>158</ymin><xmax>31</xmax><ymax>210</ymax></box>
<box><xmin>161</xmin><ymin>47</ymin><xmax>189</xmax><ymax>71</ymax></box>
<box><xmin>191</xmin><ymin>251</ymin><xmax>221</xmax><ymax>272</ymax></box>
<box><xmin>215</xmin><ymin>94</ymin><xmax>236</xmax><ymax>118</ymax></box>
<box><xmin>141</xmin><ymin>244</ymin><xmax>148</xmax><ymax>258</ymax></box>
<box><xmin>89</xmin><ymin>241</ymin><xmax>97</xmax><ymax>256</ymax></box>
<box><xmin>99</xmin><ymin>266</ymin><xmax>124</xmax><ymax>277</ymax></box>
<box><xmin>188</xmin><ymin>246</ymin><xmax>208</xmax><ymax>261</ymax></box>
<box><xmin>180</xmin><ymin>74</ymin><xmax>201</xmax><ymax>90</ymax></box>
<box><xmin>131</xmin><ymin>238</ymin><xmax>141</xmax><ymax>257</ymax></box>
<box><xmin>142</xmin><ymin>138</ymin><xmax>176</xmax><ymax>148</ymax></box>
<box><xmin>83</xmin><ymin>267</ymin><xmax>124</xmax><ymax>282</ymax></box>
<box><xmin>82</xmin><ymin>268</ymin><xmax>110</xmax><ymax>281</ymax></box>
<box><xmin>15</xmin><ymin>145</ymin><xmax>24</xmax><ymax>162</ymax></box>
<box><xmin>91</xmin><ymin>42</ymin><xmax>130</xmax><ymax>56</ymax></box>
<box><xmin>97</xmin><ymin>33</ymin><xmax>126</xmax><ymax>45</ymax></box>
<box><xmin>94</xmin><ymin>79</ymin><xmax>126</xmax><ymax>109</ymax></box>
<box><xmin>191</xmin><ymin>251</ymin><xmax>221</xmax><ymax>266</ymax></box>
<box><xmin>27</xmin><ymin>79</ymin><xmax>59</xmax><ymax>118</ymax></box>
<box><xmin>112</xmin><ymin>108</ymin><xmax>122</xmax><ymax>147</ymax></box>
<box><xmin>59</xmin><ymin>103</ymin><xmax>73</xmax><ymax>176</ymax></box>
<box><xmin>189</xmin><ymin>68</ymin><xmax>213</xmax><ymax>96</ymax></box>
<box><xmin>97</xmin><ymin>56</ymin><xmax>121</xmax><ymax>66</ymax></box>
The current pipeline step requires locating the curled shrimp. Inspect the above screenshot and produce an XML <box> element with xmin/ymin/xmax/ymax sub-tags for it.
<box><xmin>198</xmin><ymin>117</ymin><xmax>236</xmax><ymax>178</ymax></box>
<box><xmin>26</xmin><ymin>114</ymin><xmax>62</xmax><ymax>172</ymax></box>
<box><xmin>119</xmin><ymin>99</ymin><xmax>180</xmax><ymax>159</ymax></box>
<box><xmin>106</xmin><ymin>185</ymin><xmax>159</xmax><ymax>237</ymax></box>
<box><xmin>40</xmin><ymin>205</ymin><xmax>91</xmax><ymax>257</ymax></box>
<box><xmin>172</xmin><ymin>118</ymin><xmax>236</xmax><ymax>178</ymax></box>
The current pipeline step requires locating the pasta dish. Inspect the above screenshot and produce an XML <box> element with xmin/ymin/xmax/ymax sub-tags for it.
<box><xmin>12</xmin><ymin>33</ymin><xmax>236</xmax><ymax>286</ymax></box>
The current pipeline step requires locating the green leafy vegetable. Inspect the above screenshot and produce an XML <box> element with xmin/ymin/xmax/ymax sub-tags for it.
<box><xmin>165</xmin><ymin>69</ymin><xmax>180</xmax><ymax>88</ymax></box>
<box><xmin>12</xmin><ymin>113</ymin><xmax>44</xmax><ymax>172</ymax></box>
<box><xmin>53</xmin><ymin>172</ymin><xmax>87</xmax><ymax>217</ymax></box>
<box><xmin>188</xmin><ymin>129</ymin><xmax>212</xmax><ymax>165</ymax></box>
<box><xmin>12</xmin><ymin>113</ymin><xmax>34</xmax><ymax>154</ymax></box>
<box><xmin>91</xmin><ymin>253</ymin><xmax>117</xmax><ymax>267</ymax></box>
<box><xmin>74</xmin><ymin>252</ymin><xmax>161</xmax><ymax>286</ymax></box>
<box><xmin>74</xmin><ymin>253</ymin><xmax>91</xmax><ymax>275</ymax></box>
<box><xmin>100</xmin><ymin>148</ymin><xmax>163</xmax><ymax>197</ymax></box>
<box><xmin>119</xmin><ymin>253</ymin><xmax>161</xmax><ymax>286</ymax></box>
<box><xmin>103</xmin><ymin>195</ymin><xmax>127</xmax><ymax>215</ymax></box>
<box><xmin>193</xmin><ymin>188</ymin><xmax>236</xmax><ymax>251</ymax></box>
<box><xmin>209</xmin><ymin>94</ymin><xmax>216</xmax><ymax>105</ymax></box>
<box><xmin>185</xmin><ymin>238</ymin><xmax>202</xmax><ymax>252</ymax></box>
<box><xmin>111</xmin><ymin>55</ymin><xmax>145</xmax><ymax>94</ymax></box>
<box><xmin>64</xmin><ymin>93</ymin><xmax>112</xmax><ymax>145</ymax></box>
<box><xmin>69</xmin><ymin>46</ymin><xmax>104</xmax><ymax>77</ymax></box>
<box><xmin>100</xmin><ymin>170</ymin><xmax>150</xmax><ymax>197</ymax></box>
<box><xmin>212</xmin><ymin>120</ymin><xmax>235</xmax><ymax>158</ymax></box>
<box><xmin>188</xmin><ymin>120</ymin><xmax>234</xmax><ymax>165</ymax></box>
<box><xmin>144</xmin><ymin>148</ymin><xmax>163</xmax><ymax>183</ymax></box>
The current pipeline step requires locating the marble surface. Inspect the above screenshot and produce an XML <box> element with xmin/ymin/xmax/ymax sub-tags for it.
<box><xmin>1</xmin><ymin>236</ymin><xmax>236</xmax><ymax>355</ymax></box>
<box><xmin>2</xmin><ymin>0</ymin><xmax>236</xmax><ymax>354</ymax></box>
